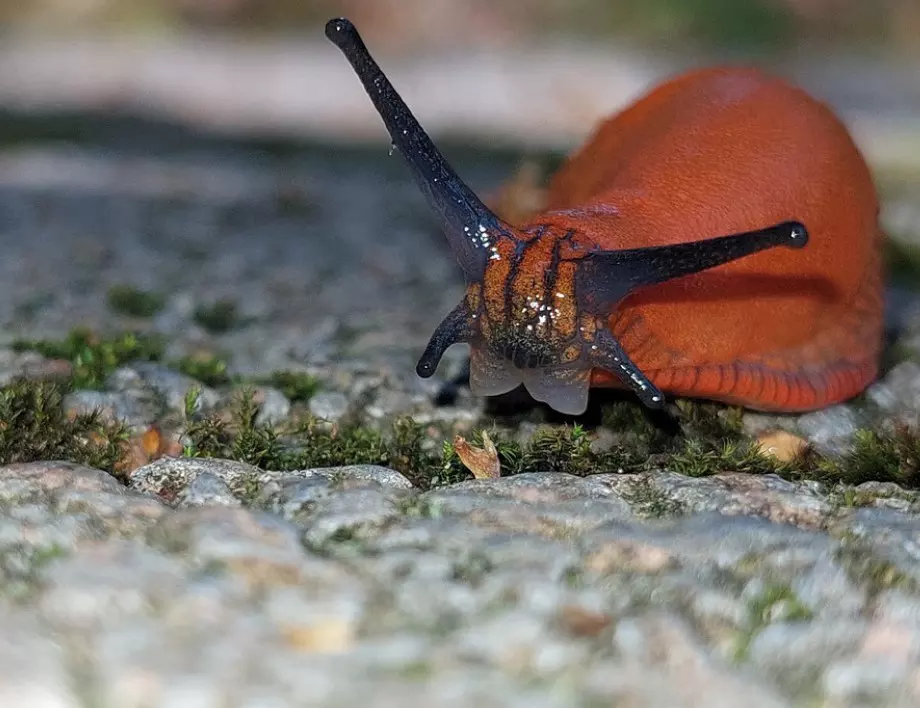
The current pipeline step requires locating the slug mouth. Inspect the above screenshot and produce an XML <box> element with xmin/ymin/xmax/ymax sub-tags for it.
<box><xmin>468</xmin><ymin>346</ymin><xmax>593</xmax><ymax>416</ymax></box>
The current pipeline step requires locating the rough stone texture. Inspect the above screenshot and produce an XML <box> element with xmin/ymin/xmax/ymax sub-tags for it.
<box><xmin>3</xmin><ymin>459</ymin><xmax>920</xmax><ymax>705</ymax></box>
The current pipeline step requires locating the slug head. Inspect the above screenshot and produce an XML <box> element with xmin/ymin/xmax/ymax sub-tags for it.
<box><xmin>326</xmin><ymin>17</ymin><xmax>810</xmax><ymax>415</ymax></box>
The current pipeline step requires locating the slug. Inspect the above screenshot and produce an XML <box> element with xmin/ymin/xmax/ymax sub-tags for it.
<box><xmin>325</xmin><ymin>17</ymin><xmax>884</xmax><ymax>416</ymax></box>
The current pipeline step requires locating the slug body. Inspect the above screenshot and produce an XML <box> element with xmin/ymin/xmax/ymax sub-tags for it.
<box><xmin>326</xmin><ymin>18</ymin><xmax>883</xmax><ymax>415</ymax></box>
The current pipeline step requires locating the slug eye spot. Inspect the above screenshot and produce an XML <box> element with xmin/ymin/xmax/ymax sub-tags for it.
<box><xmin>469</xmin><ymin>346</ymin><xmax>523</xmax><ymax>397</ymax></box>
<box><xmin>520</xmin><ymin>366</ymin><xmax>591</xmax><ymax>416</ymax></box>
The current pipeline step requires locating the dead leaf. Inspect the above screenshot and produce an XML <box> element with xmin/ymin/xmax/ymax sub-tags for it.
<box><xmin>454</xmin><ymin>431</ymin><xmax>501</xmax><ymax>479</ymax></box>
<box><xmin>756</xmin><ymin>430</ymin><xmax>809</xmax><ymax>462</ymax></box>
<box><xmin>556</xmin><ymin>605</ymin><xmax>613</xmax><ymax>638</ymax></box>
<box><xmin>118</xmin><ymin>425</ymin><xmax>183</xmax><ymax>477</ymax></box>
<box><xmin>141</xmin><ymin>426</ymin><xmax>162</xmax><ymax>457</ymax></box>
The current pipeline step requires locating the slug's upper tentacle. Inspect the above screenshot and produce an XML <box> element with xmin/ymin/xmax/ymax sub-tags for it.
<box><xmin>325</xmin><ymin>17</ymin><xmax>512</xmax><ymax>283</ymax></box>
<box><xmin>576</xmin><ymin>221</ymin><xmax>809</xmax><ymax>314</ymax></box>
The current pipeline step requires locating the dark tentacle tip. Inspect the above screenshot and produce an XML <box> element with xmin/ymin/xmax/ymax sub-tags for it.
<box><xmin>783</xmin><ymin>221</ymin><xmax>809</xmax><ymax>249</ymax></box>
<box><xmin>641</xmin><ymin>389</ymin><xmax>666</xmax><ymax>409</ymax></box>
<box><xmin>416</xmin><ymin>359</ymin><xmax>437</xmax><ymax>378</ymax></box>
<box><xmin>325</xmin><ymin>17</ymin><xmax>358</xmax><ymax>47</ymax></box>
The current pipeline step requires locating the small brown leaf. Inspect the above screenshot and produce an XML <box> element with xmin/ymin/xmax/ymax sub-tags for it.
<box><xmin>141</xmin><ymin>426</ymin><xmax>162</xmax><ymax>457</ymax></box>
<box><xmin>454</xmin><ymin>431</ymin><xmax>501</xmax><ymax>479</ymax></box>
<box><xmin>756</xmin><ymin>430</ymin><xmax>809</xmax><ymax>462</ymax></box>
<box><xmin>556</xmin><ymin>605</ymin><xmax>613</xmax><ymax>638</ymax></box>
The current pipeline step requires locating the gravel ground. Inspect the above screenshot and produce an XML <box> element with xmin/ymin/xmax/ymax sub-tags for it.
<box><xmin>0</xmin><ymin>47</ymin><xmax>918</xmax><ymax>705</ymax></box>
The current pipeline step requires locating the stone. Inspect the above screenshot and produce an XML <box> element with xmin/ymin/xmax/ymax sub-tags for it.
<box><xmin>129</xmin><ymin>457</ymin><xmax>261</xmax><ymax>506</ymax></box>
<box><xmin>114</xmin><ymin>362</ymin><xmax>221</xmax><ymax>413</ymax></box>
<box><xmin>307</xmin><ymin>391</ymin><xmax>350</xmax><ymax>422</ymax></box>
<box><xmin>605</xmin><ymin>471</ymin><xmax>833</xmax><ymax>530</ymax></box>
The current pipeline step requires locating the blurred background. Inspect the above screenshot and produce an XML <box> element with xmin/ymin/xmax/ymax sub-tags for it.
<box><xmin>0</xmin><ymin>0</ymin><xmax>917</xmax><ymax>387</ymax></box>
<box><xmin>1</xmin><ymin>0</ymin><xmax>918</xmax><ymax>155</ymax></box>
<box><xmin>4</xmin><ymin>0</ymin><xmax>920</xmax><ymax>51</ymax></box>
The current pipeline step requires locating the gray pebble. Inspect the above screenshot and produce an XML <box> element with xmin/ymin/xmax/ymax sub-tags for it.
<box><xmin>117</xmin><ymin>362</ymin><xmax>220</xmax><ymax>413</ymax></box>
<box><xmin>176</xmin><ymin>471</ymin><xmax>241</xmax><ymax>509</ymax></box>
<box><xmin>64</xmin><ymin>388</ymin><xmax>162</xmax><ymax>430</ymax></box>
<box><xmin>867</xmin><ymin>361</ymin><xmax>920</xmax><ymax>423</ymax></box>
<box><xmin>308</xmin><ymin>391</ymin><xmax>350</xmax><ymax>422</ymax></box>
<box><xmin>795</xmin><ymin>403</ymin><xmax>867</xmax><ymax>457</ymax></box>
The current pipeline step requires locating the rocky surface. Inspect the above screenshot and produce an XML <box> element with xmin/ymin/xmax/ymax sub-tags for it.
<box><xmin>1</xmin><ymin>459</ymin><xmax>920</xmax><ymax>706</ymax></box>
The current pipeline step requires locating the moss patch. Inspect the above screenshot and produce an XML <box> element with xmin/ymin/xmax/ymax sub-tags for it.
<box><xmin>255</xmin><ymin>370</ymin><xmax>320</xmax><ymax>404</ymax></box>
<box><xmin>0</xmin><ymin>378</ymin><xmax>128</xmax><ymax>474</ymax></box>
<box><xmin>5</xmin><ymin>328</ymin><xmax>920</xmax><ymax>493</ymax></box>
<box><xmin>12</xmin><ymin>328</ymin><xmax>165</xmax><ymax>389</ymax></box>
<box><xmin>175</xmin><ymin>352</ymin><xmax>232</xmax><ymax>387</ymax></box>
<box><xmin>181</xmin><ymin>388</ymin><xmax>444</xmax><ymax>487</ymax></box>
<box><xmin>621</xmin><ymin>476</ymin><xmax>684</xmax><ymax>518</ymax></box>
<box><xmin>732</xmin><ymin>582</ymin><xmax>813</xmax><ymax>662</ymax></box>
<box><xmin>817</xmin><ymin>426</ymin><xmax>920</xmax><ymax>487</ymax></box>
<box><xmin>193</xmin><ymin>299</ymin><xmax>240</xmax><ymax>334</ymax></box>
<box><xmin>835</xmin><ymin>537</ymin><xmax>917</xmax><ymax>600</ymax></box>
<box><xmin>106</xmin><ymin>285</ymin><xmax>166</xmax><ymax>318</ymax></box>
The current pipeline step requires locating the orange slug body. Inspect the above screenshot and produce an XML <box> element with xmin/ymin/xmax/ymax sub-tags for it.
<box><xmin>327</xmin><ymin>18</ymin><xmax>884</xmax><ymax>415</ymax></box>
<box><xmin>521</xmin><ymin>67</ymin><xmax>884</xmax><ymax>412</ymax></box>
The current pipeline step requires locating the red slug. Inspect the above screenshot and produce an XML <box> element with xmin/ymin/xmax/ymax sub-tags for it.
<box><xmin>326</xmin><ymin>18</ymin><xmax>884</xmax><ymax>416</ymax></box>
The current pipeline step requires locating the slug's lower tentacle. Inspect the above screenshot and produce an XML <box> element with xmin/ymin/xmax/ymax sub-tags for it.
<box><xmin>587</xmin><ymin>326</ymin><xmax>665</xmax><ymax>408</ymax></box>
<box><xmin>416</xmin><ymin>300</ymin><xmax>476</xmax><ymax>378</ymax></box>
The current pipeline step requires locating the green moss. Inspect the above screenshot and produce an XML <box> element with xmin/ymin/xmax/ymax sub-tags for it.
<box><xmin>600</xmin><ymin>400</ymin><xmax>671</xmax><ymax>451</ymax></box>
<box><xmin>438</xmin><ymin>423</ymin><xmax>648</xmax><ymax>483</ymax></box>
<box><xmin>835</xmin><ymin>538</ymin><xmax>916</xmax><ymax>599</ymax></box>
<box><xmin>732</xmin><ymin>582</ymin><xmax>813</xmax><ymax>662</ymax></box>
<box><xmin>258</xmin><ymin>370</ymin><xmax>321</xmax><ymax>403</ymax></box>
<box><xmin>0</xmin><ymin>378</ymin><xmax>128</xmax><ymax>475</ymax></box>
<box><xmin>193</xmin><ymin>299</ymin><xmax>240</xmax><ymax>334</ymax></box>
<box><xmin>621</xmin><ymin>476</ymin><xmax>684</xmax><ymax>518</ymax></box>
<box><xmin>181</xmin><ymin>390</ymin><xmax>443</xmax><ymax>485</ymax></box>
<box><xmin>12</xmin><ymin>328</ymin><xmax>165</xmax><ymax>389</ymax></box>
<box><xmin>666</xmin><ymin>437</ymin><xmax>785</xmax><ymax>478</ymax></box>
<box><xmin>818</xmin><ymin>427</ymin><xmax>920</xmax><ymax>487</ymax></box>
<box><xmin>397</xmin><ymin>496</ymin><xmax>443</xmax><ymax>519</ymax></box>
<box><xmin>106</xmin><ymin>284</ymin><xmax>166</xmax><ymax>318</ymax></box>
<box><xmin>175</xmin><ymin>353</ymin><xmax>232</xmax><ymax>387</ymax></box>
<box><xmin>673</xmin><ymin>399</ymin><xmax>745</xmax><ymax>440</ymax></box>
